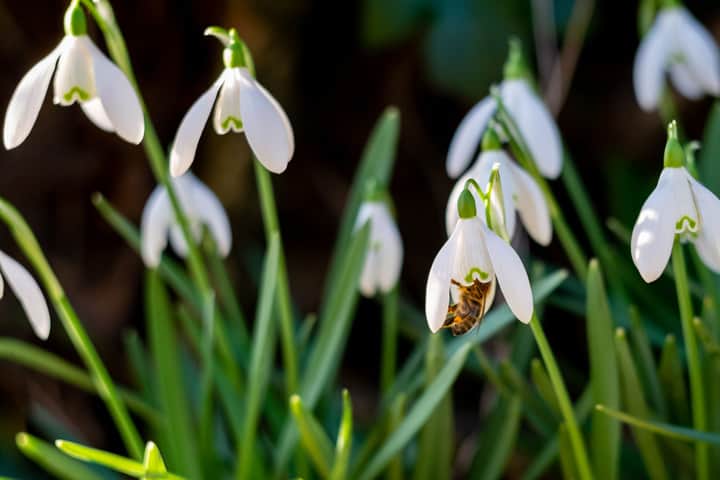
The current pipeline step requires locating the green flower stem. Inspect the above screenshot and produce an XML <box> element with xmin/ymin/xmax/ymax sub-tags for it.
<box><xmin>671</xmin><ymin>241</ymin><xmax>709</xmax><ymax>480</ymax></box>
<box><xmin>254</xmin><ymin>161</ymin><xmax>299</xmax><ymax>395</ymax></box>
<box><xmin>381</xmin><ymin>287</ymin><xmax>399</xmax><ymax>394</ymax></box>
<box><xmin>495</xmin><ymin>102</ymin><xmax>588</xmax><ymax>279</ymax></box>
<box><xmin>529</xmin><ymin>314</ymin><xmax>593</xmax><ymax>480</ymax></box>
<box><xmin>81</xmin><ymin>1</ymin><xmax>244</xmax><ymax>396</ymax></box>
<box><xmin>0</xmin><ymin>199</ymin><xmax>144</xmax><ymax>460</ymax></box>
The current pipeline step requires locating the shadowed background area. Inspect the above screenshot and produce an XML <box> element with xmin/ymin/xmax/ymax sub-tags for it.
<box><xmin>0</xmin><ymin>0</ymin><xmax>718</xmax><ymax>477</ymax></box>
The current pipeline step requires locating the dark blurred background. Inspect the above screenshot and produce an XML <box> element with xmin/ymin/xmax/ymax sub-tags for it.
<box><xmin>0</xmin><ymin>0</ymin><xmax>718</xmax><ymax>476</ymax></box>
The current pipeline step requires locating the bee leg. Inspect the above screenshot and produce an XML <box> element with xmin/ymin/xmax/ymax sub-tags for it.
<box><xmin>442</xmin><ymin>305</ymin><xmax>457</xmax><ymax>328</ymax></box>
<box><xmin>450</xmin><ymin>279</ymin><xmax>462</xmax><ymax>288</ymax></box>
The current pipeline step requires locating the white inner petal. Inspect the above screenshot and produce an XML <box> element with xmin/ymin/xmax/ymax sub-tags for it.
<box><xmin>53</xmin><ymin>36</ymin><xmax>95</xmax><ymax>106</ymax></box>
<box><xmin>213</xmin><ymin>69</ymin><xmax>243</xmax><ymax>135</ymax></box>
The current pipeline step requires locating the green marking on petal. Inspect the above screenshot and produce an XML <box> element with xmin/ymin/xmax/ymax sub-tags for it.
<box><xmin>464</xmin><ymin>268</ymin><xmax>489</xmax><ymax>283</ymax></box>
<box><xmin>221</xmin><ymin>116</ymin><xmax>243</xmax><ymax>132</ymax></box>
<box><xmin>675</xmin><ymin>215</ymin><xmax>697</xmax><ymax>233</ymax></box>
<box><xmin>63</xmin><ymin>86</ymin><xmax>91</xmax><ymax>103</ymax></box>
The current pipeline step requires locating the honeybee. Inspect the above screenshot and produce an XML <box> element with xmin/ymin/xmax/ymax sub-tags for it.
<box><xmin>442</xmin><ymin>278</ymin><xmax>492</xmax><ymax>336</ymax></box>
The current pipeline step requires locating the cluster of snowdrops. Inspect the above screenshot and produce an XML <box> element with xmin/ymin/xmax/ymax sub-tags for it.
<box><xmin>1</xmin><ymin>0</ymin><xmax>720</xmax><ymax>479</ymax></box>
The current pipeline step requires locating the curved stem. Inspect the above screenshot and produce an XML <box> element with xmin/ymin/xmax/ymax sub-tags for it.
<box><xmin>529</xmin><ymin>314</ymin><xmax>594</xmax><ymax>480</ymax></box>
<box><xmin>0</xmin><ymin>199</ymin><xmax>144</xmax><ymax>460</ymax></box>
<box><xmin>671</xmin><ymin>241</ymin><xmax>709</xmax><ymax>480</ymax></box>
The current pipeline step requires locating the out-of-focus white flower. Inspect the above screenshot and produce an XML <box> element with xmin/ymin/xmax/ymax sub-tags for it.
<box><xmin>634</xmin><ymin>6</ymin><xmax>720</xmax><ymax>111</ymax></box>
<box><xmin>445</xmin><ymin>148</ymin><xmax>551</xmax><ymax>246</ymax></box>
<box><xmin>425</xmin><ymin>189</ymin><xmax>533</xmax><ymax>333</ymax></box>
<box><xmin>0</xmin><ymin>250</ymin><xmax>51</xmax><ymax>340</ymax></box>
<box><xmin>170</xmin><ymin>30</ymin><xmax>294</xmax><ymax>177</ymax></box>
<box><xmin>140</xmin><ymin>173</ymin><xmax>232</xmax><ymax>268</ymax></box>
<box><xmin>631</xmin><ymin>122</ymin><xmax>720</xmax><ymax>282</ymax></box>
<box><xmin>447</xmin><ymin>42</ymin><xmax>562</xmax><ymax>180</ymax></box>
<box><xmin>354</xmin><ymin>200</ymin><xmax>403</xmax><ymax>297</ymax></box>
<box><xmin>3</xmin><ymin>2</ymin><xmax>144</xmax><ymax>149</ymax></box>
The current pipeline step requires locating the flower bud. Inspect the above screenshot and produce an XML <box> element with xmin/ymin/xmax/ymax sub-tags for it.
<box><xmin>457</xmin><ymin>188</ymin><xmax>477</xmax><ymax>219</ymax></box>
<box><xmin>664</xmin><ymin>120</ymin><xmax>685</xmax><ymax>168</ymax></box>
<box><xmin>64</xmin><ymin>0</ymin><xmax>87</xmax><ymax>36</ymax></box>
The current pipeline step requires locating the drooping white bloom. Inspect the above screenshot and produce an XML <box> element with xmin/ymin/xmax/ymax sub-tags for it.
<box><xmin>445</xmin><ymin>149</ymin><xmax>552</xmax><ymax>245</ymax></box>
<box><xmin>354</xmin><ymin>201</ymin><xmax>403</xmax><ymax>297</ymax></box>
<box><xmin>634</xmin><ymin>7</ymin><xmax>720</xmax><ymax>111</ymax></box>
<box><xmin>631</xmin><ymin>165</ymin><xmax>720</xmax><ymax>283</ymax></box>
<box><xmin>0</xmin><ymin>250</ymin><xmax>51</xmax><ymax>340</ymax></box>
<box><xmin>425</xmin><ymin>215</ymin><xmax>534</xmax><ymax>333</ymax></box>
<box><xmin>447</xmin><ymin>78</ymin><xmax>562</xmax><ymax>180</ymax></box>
<box><xmin>3</xmin><ymin>35</ymin><xmax>144</xmax><ymax>149</ymax></box>
<box><xmin>140</xmin><ymin>173</ymin><xmax>232</xmax><ymax>268</ymax></box>
<box><xmin>169</xmin><ymin>67</ymin><xmax>294</xmax><ymax>177</ymax></box>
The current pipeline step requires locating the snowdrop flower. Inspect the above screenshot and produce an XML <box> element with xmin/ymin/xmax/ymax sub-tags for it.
<box><xmin>170</xmin><ymin>27</ymin><xmax>294</xmax><ymax>177</ymax></box>
<box><xmin>354</xmin><ymin>189</ymin><xmax>403</xmax><ymax>297</ymax></box>
<box><xmin>0</xmin><ymin>250</ymin><xmax>51</xmax><ymax>340</ymax></box>
<box><xmin>140</xmin><ymin>173</ymin><xmax>232</xmax><ymax>268</ymax></box>
<box><xmin>445</xmin><ymin>129</ymin><xmax>552</xmax><ymax>245</ymax></box>
<box><xmin>631</xmin><ymin>121</ymin><xmax>720</xmax><ymax>282</ymax></box>
<box><xmin>447</xmin><ymin>40</ymin><xmax>562</xmax><ymax>180</ymax></box>
<box><xmin>3</xmin><ymin>1</ymin><xmax>144</xmax><ymax>149</ymax></box>
<box><xmin>426</xmin><ymin>182</ymin><xmax>534</xmax><ymax>333</ymax></box>
<box><xmin>634</xmin><ymin>5</ymin><xmax>720</xmax><ymax>111</ymax></box>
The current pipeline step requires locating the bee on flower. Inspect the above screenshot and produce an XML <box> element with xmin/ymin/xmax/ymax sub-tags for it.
<box><xmin>631</xmin><ymin>121</ymin><xmax>720</xmax><ymax>282</ymax></box>
<box><xmin>634</xmin><ymin>3</ymin><xmax>720</xmax><ymax>111</ymax></box>
<box><xmin>3</xmin><ymin>0</ymin><xmax>144</xmax><ymax>149</ymax></box>
<box><xmin>447</xmin><ymin>39</ymin><xmax>562</xmax><ymax>181</ymax></box>
<box><xmin>170</xmin><ymin>27</ymin><xmax>294</xmax><ymax>177</ymax></box>
<box><xmin>426</xmin><ymin>166</ymin><xmax>534</xmax><ymax>334</ymax></box>
<box><xmin>140</xmin><ymin>173</ymin><xmax>232</xmax><ymax>268</ymax></box>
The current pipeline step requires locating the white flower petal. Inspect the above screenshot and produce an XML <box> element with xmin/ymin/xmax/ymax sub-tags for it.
<box><xmin>630</xmin><ymin>168</ymin><xmax>682</xmax><ymax>282</ymax></box>
<box><xmin>509</xmin><ymin>162</ymin><xmax>552</xmax><ymax>245</ymax></box>
<box><xmin>189</xmin><ymin>175</ymin><xmax>233</xmax><ymax>257</ymax></box>
<box><xmin>375</xmin><ymin>207</ymin><xmax>403</xmax><ymax>293</ymax></box>
<box><xmin>355</xmin><ymin>203</ymin><xmax>403</xmax><ymax>296</ymax></box>
<box><xmin>481</xmin><ymin>223</ymin><xmax>533</xmax><ymax>323</ymax></box>
<box><xmin>425</xmin><ymin>228</ymin><xmax>458</xmax><ymax>333</ymax></box>
<box><xmin>168</xmin><ymin>225</ymin><xmax>190</xmax><ymax>258</ymax></box>
<box><xmin>140</xmin><ymin>186</ymin><xmax>173</xmax><ymax>267</ymax></box>
<box><xmin>0</xmin><ymin>250</ymin><xmax>51</xmax><ymax>340</ymax></box>
<box><xmin>451</xmin><ymin>218</ymin><xmax>494</xmax><ymax>289</ymax></box>
<box><xmin>80</xmin><ymin>98</ymin><xmax>114</xmax><ymax>132</ymax></box>
<box><xmin>689</xmin><ymin>177</ymin><xmax>720</xmax><ymax>272</ymax></box>
<box><xmin>213</xmin><ymin>69</ymin><xmax>243</xmax><ymax>134</ymax></box>
<box><xmin>674</xmin><ymin>8</ymin><xmax>720</xmax><ymax>96</ymax></box>
<box><xmin>4</xmin><ymin>38</ymin><xmax>66</xmax><ymax>149</ymax></box>
<box><xmin>169</xmin><ymin>75</ymin><xmax>224</xmax><ymax>177</ymax></box>
<box><xmin>53</xmin><ymin>36</ymin><xmax>95</xmax><ymax>107</ymax></box>
<box><xmin>669</xmin><ymin>64</ymin><xmax>704</xmax><ymax>100</ymax></box>
<box><xmin>85</xmin><ymin>37</ymin><xmax>144</xmax><ymax>144</ymax></box>
<box><xmin>501</xmin><ymin>79</ymin><xmax>563</xmax><ymax>179</ymax></box>
<box><xmin>237</xmin><ymin>69</ymin><xmax>294</xmax><ymax>174</ymax></box>
<box><xmin>446</xmin><ymin>97</ymin><xmax>496</xmax><ymax>178</ymax></box>
<box><xmin>633</xmin><ymin>18</ymin><xmax>670</xmax><ymax>111</ymax></box>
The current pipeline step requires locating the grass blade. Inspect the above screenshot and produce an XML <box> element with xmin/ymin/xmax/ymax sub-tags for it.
<box><xmin>658</xmin><ymin>334</ymin><xmax>690</xmax><ymax>425</ymax></box>
<box><xmin>319</xmin><ymin>107</ymin><xmax>400</xmax><ymax>308</ymax></box>
<box><xmin>596</xmin><ymin>405</ymin><xmax>720</xmax><ymax>445</ymax></box>
<box><xmin>236</xmin><ymin>233</ymin><xmax>280</xmax><ymax>480</ymax></box>
<box><xmin>289</xmin><ymin>395</ymin><xmax>334</xmax><ymax>477</ymax></box>
<box><xmin>274</xmin><ymin>224</ymin><xmax>371</xmax><ymax>476</ymax></box>
<box><xmin>469</xmin><ymin>395</ymin><xmax>523</xmax><ymax>480</ymax></box>
<box><xmin>586</xmin><ymin>260</ymin><xmax>620</xmax><ymax>480</ymax></box>
<box><xmin>615</xmin><ymin>328</ymin><xmax>668</xmax><ymax>480</ymax></box>
<box><xmin>146</xmin><ymin>271</ymin><xmax>201</xmax><ymax>479</ymax></box>
<box><xmin>330</xmin><ymin>389</ymin><xmax>354</xmax><ymax>480</ymax></box>
<box><xmin>357</xmin><ymin>342</ymin><xmax>472</xmax><ymax>480</ymax></box>
<box><xmin>628</xmin><ymin>306</ymin><xmax>667</xmax><ymax>418</ymax></box>
<box><xmin>16</xmin><ymin>434</ymin><xmax>103</xmax><ymax>480</ymax></box>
